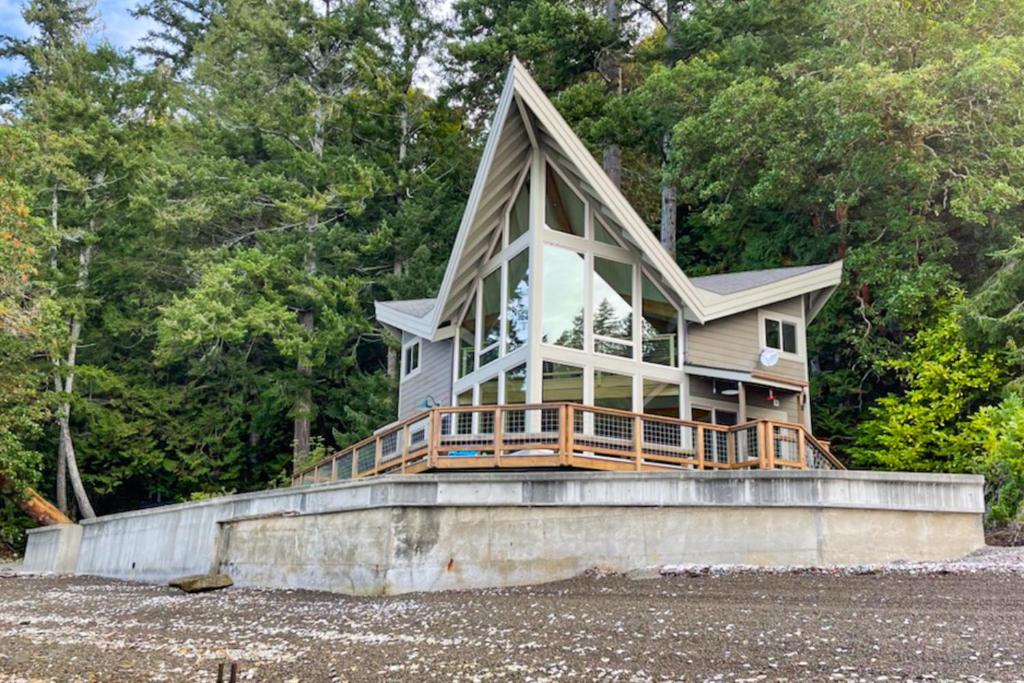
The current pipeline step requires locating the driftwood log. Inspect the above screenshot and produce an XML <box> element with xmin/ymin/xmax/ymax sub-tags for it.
<box><xmin>0</xmin><ymin>474</ymin><xmax>73</xmax><ymax>526</ymax></box>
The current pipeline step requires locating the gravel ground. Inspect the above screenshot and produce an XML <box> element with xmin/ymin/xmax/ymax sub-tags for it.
<box><xmin>2</xmin><ymin>551</ymin><xmax>1024</xmax><ymax>682</ymax></box>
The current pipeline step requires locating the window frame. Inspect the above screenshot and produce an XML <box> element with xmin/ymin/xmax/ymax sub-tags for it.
<box><xmin>757</xmin><ymin>309</ymin><xmax>804</xmax><ymax>361</ymax></box>
<box><xmin>401</xmin><ymin>337</ymin><xmax>422</xmax><ymax>380</ymax></box>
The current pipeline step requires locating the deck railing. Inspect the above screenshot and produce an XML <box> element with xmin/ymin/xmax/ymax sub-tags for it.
<box><xmin>292</xmin><ymin>403</ymin><xmax>845</xmax><ymax>486</ymax></box>
<box><xmin>292</xmin><ymin>405</ymin><xmax>843</xmax><ymax>485</ymax></box>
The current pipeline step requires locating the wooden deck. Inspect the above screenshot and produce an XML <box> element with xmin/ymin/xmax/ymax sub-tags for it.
<box><xmin>292</xmin><ymin>403</ymin><xmax>844</xmax><ymax>486</ymax></box>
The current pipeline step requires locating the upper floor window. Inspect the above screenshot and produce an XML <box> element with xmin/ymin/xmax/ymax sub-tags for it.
<box><xmin>545</xmin><ymin>162</ymin><xmax>586</xmax><ymax>237</ymax></box>
<box><xmin>507</xmin><ymin>174</ymin><xmax>530</xmax><ymax>244</ymax></box>
<box><xmin>760</xmin><ymin>310</ymin><xmax>801</xmax><ymax>358</ymax></box>
<box><xmin>402</xmin><ymin>339</ymin><xmax>421</xmax><ymax>378</ymax></box>
<box><xmin>592</xmin><ymin>257</ymin><xmax>633</xmax><ymax>358</ymax></box>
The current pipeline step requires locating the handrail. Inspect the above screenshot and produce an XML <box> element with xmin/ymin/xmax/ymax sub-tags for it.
<box><xmin>292</xmin><ymin>402</ymin><xmax>845</xmax><ymax>484</ymax></box>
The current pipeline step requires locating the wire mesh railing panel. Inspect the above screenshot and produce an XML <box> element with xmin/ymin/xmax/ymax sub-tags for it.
<box><xmin>334</xmin><ymin>451</ymin><xmax>353</xmax><ymax>480</ymax></box>
<box><xmin>640</xmin><ymin>417</ymin><xmax>696</xmax><ymax>459</ymax></box>
<box><xmin>356</xmin><ymin>442</ymin><xmax>377</xmax><ymax>475</ymax></box>
<box><xmin>703</xmin><ymin>428</ymin><xmax>729</xmax><ymax>465</ymax></box>
<box><xmin>316</xmin><ymin>462</ymin><xmax>332</xmax><ymax>481</ymax></box>
<box><xmin>734</xmin><ymin>424</ymin><xmax>760</xmax><ymax>465</ymax></box>
<box><xmin>773</xmin><ymin>425</ymin><xmax>801</xmax><ymax>463</ymax></box>
<box><xmin>807</xmin><ymin>440</ymin><xmax>838</xmax><ymax>470</ymax></box>
<box><xmin>409</xmin><ymin>417</ymin><xmax>430</xmax><ymax>451</ymax></box>
<box><xmin>437</xmin><ymin>408</ymin><xmax>501</xmax><ymax>451</ymax></box>
<box><xmin>501</xmin><ymin>407</ymin><xmax>561</xmax><ymax>453</ymax></box>
<box><xmin>574</xmin><ymin>410</ymin><xmax>633</xmax><ymax>449</ymax></box>
<box><xmin>380</xmin><ymin>430</ymin><xmax>401</xmax><ymax>462</ymax></box>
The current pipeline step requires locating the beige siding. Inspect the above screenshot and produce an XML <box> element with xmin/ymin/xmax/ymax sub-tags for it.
<box><xmin>685</xmin><ymin>296</ymin><xmax>808</xmax><ymax>383</ymax></box>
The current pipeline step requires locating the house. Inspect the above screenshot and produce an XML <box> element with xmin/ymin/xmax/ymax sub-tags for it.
<box><xmin>375</xmin><ymin>60</ymin><xmax>842</xmax><ymax>437</ymax></box>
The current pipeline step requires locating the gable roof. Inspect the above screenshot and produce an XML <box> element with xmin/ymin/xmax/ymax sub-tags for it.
<box><xmin>692</xmin><ymin>265</ymin><xmax>831</xmax><ymax>296</ymax></box>
<box><xmin>377</xmin><ymin>59</ymin><xmax>842</xmax><ymax>338</ymax></box>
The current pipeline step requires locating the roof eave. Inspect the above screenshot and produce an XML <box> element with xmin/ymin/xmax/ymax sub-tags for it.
<box><xmin>695</xmin><ymin>260</ymin><xmax>844</xmax><ymax>322</ymax></box>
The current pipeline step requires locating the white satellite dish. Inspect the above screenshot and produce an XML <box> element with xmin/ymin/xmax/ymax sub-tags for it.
<box><xmin>759</xmin><ymin>348</ymin><xmax>780</xmax><ymax>367</ymax></box>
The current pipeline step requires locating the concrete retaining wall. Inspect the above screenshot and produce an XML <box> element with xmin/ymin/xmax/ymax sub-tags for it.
<box><xmin>218</xmin><ymin>505</ymin><xmax>981</xmax><ymax>595</ymax></box>
<box><xmin>23</xmin><ymin>524</ymin><xmax>82</xmax><ymax>574</ymax></box>
<box><xmin>28</xmin><ymin>470</ymin><xmax>985</xmax><ymax>592</ymax></box>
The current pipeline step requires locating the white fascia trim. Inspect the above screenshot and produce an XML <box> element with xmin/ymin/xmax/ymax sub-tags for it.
<box><xmin>374</xmin><ymin>302</ymin><xmax>435</xmax><ymax>340</ymax></box>
<box><xmin>427</xmin><ymin>64</ymin><xmax>519</xmax><ymax>338</ymax></box>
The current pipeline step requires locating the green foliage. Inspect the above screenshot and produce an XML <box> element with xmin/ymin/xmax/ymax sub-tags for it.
<box><xmin>850</xmin><ymin>302</ymin><xmax>1006</xmax><ymax>471</ymax></box>
<box><xmin>963</xmin><ymin>394</ymin><xmax>1024</xmax><ymax>524</ymax></box>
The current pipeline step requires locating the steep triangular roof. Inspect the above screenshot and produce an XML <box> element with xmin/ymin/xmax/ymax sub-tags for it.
<box><xmin>377</xmin><ymin>59</ymin><xmax>842</xmax><ymax>339</ymax></box>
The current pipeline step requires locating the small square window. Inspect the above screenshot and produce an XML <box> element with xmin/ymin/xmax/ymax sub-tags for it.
<box><xmin>763</xmin><ymin>314</ymin><xmax>800</xmax><ymax>356</ymax></box>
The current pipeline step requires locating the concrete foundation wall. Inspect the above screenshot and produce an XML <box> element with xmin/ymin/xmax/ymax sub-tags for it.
<box><xmin>31</xmin><ymin>470</ymin><xmax>985</xmax><ymax>592</ymax></box>
<box><xmin>218</xmin><ymin>505</ymin><xmax>981</xmax><ymax>595</ymax></box>
<box><xmin>23</xmin><ymin>524</ymin><xmax>82</xmax><ymax>574</ymax></box>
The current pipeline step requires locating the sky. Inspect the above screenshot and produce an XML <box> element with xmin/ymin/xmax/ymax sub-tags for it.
<box><xmin>0</xmin><ymin>0</ymin><xmax>157</xmax><ymax>79</ymax></box>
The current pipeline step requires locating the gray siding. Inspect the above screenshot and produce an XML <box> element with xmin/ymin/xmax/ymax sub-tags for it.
<box><xmin>398</xmin><ymin>332</ymin><xmax>453</xmax><ymax>419</ymax></box>
<box><xmin>685</xmin><ymin>296</ymin><xmax>807</xmax><ymax>383</ymax></box>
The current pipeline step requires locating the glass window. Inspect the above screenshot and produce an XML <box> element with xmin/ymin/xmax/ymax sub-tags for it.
<box><xmin>504</xmin><ymin>363</ymin><xmax>527</xmax><ymax>433</ymax></box>
<box><xmin>542</xmin><ymin>245</ymin><xmax>584</xmax><ymax>349</ymax></box>
<box><xmin>542</xmin><ymin>361</ymin><xmax>583</xmax><ymax>403</ymax></box>
<box><xmin>458</xmin><ymin>297</ymin><xmax>475</xmax><ymax>378</ymax></box>
<box><xmin>480</xmin><ymin>268</ymin><xmax>501</xmax><ymax>365</ymax></box>
<box><xmin>505</xmin><ymin>249</ymin><xmax>529</xmax><ymax>353</ymax></box>
<box><xmin>595</xmin><ymin>370</ymin><xmax>633</xmax><ymax>411</ymax></box>
<box><xmin>692</xmin><ymin>407</ymin><xmax>713</xmax><ymax>423</ymax></box>
<box><xmin>715</xmin><ymin>410</ymin><xmax>738</xmax><ymax>427</ymax></box>
<box><xmin>765</xmin><ymin>318</ymin><xmax>781</xmax><ymax>349</ymax></box>
<box><xmin>782</xmin><ymin>322</ymin><xmax>798</xmax><ymax>354</ymax></box>
<box><xmin>508</xmin><ymin>176</ymin><xmax>530</xmax><ymax>243</ymax></box>
<box><xmin>594</xmin><ymin>216</ymin><xmax>617</xmax><ymax>246</ymax></box>
<box><xmin>641</xmin><ymin>275</ymin><xmax>678</xmax><ymax>367</ymax></box>
<box><xmin>479</xmin><ymin>376</ymin><xmax>499</xmax><ymax>405</ymax></box>
<box><xmin>403</xmin><ymin>341</ymin><xmax>420</xmax><ymax>376</ymax></box>
<box><xmin>456</xmin><ymin>389</ymin><xmax>473</xmax><ymax>434</ymax></box>
<box><xmin>764</xmin><ymin>317</ymin><xmax>798</xmax><ymax>355</ymax></box>
<box><xmin>643</xmin><ymin>379</ymin><xmax>680</xmax><ymax>418</ymax></box>
<box><xmin>545</xmin><ymin>163</ymin><xmax>585</xmax><ymax>237</ymax></box>
<box><xmin>479</xmin><ymin>376</ymin><xmax>499</xmax><ymax>434</ymax></box>
<box><xmin>504</xmin><ymin>364</ymin><xmax>527</xmax><ymax>404</ymax></box>
<box><xmin>593</xmin><ymin>257</ymin><xmax>633</xmax><ymax>357</ymax></box>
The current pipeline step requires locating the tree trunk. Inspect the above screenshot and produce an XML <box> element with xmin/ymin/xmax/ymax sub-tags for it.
<box><xmin>0</xmin><ymin>474</ymin><xmax>73</xmax><ymax>526</ymax></box>
<box><xmin>294</xmin><ymin>233</ymin><xmax>317</xmax><ymax>471</ymax></box>
<box><xmin>603</xmin><ymin>0</ymin><xmax>623</xmax><ymax>188</ymax></box>
<box><xmin>293</xmin><ymin>97</ymin><xmax>325</xmax><ymax>471</ymax></box>
<box><xmin>51</xmin><ymin>242</ymin><xmax>96</xmax><ymax>519</ymax></box>
<box><xmin>56</xmin><ymin>412</ymin><xmax>68</xmax><ymax>514</ymax></box>
<box><xmin>49</xmin><ymin>185</ymin><xmax>69</xmax><ymax>513</ymax></box>
<box><xmin>660</xmin><ymin>132</ymin><xmax>677</xmax><ymax>258</ymax></box>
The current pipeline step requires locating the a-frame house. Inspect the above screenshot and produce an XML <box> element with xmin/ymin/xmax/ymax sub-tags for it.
<box><xmin>376</xmin><ymin>59</ymin><xmax>842</xmax><ymax>436</ymax></box>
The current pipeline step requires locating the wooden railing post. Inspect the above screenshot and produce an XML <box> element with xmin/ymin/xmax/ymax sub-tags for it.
<box><xmin>726</xmin><ymin>427</ymin><xmax>736</xmax><ymax>467</ymax></box>
<box><xmin>494</xmin><ymin>407</ymin><xmax>503</xmax><ymax>467</ymax></box>
<box><xmin>351</xmin><ymin>448</ymin><xmax>358</xmax><ymax>480</ymax></box>
<box><xmin>797</xmin><ymin>428</ymin><xmax>806</xmax><ymax>470</ymax></box>
<box><xmin>757</xmin><ymin>421</ymin><xmax>767</xmax><ymax>469</ymax></box>
<box><xmin>429</xmin><ymin>408</ymin><xmax>441</xmax><ymax>469</ymax></box>
<box><xmin>766</xmin><ymin>422</ymin><xmax>776</xmax><ymax>469</ymax></box>
<box><xmin>696</xmin><ymin>425</ymin><xmax>705</xmax><ymax>469</ymax></box>
<box><xmin>401</xmin><ymin>423</ymin><xmax>410</xmax><ymax>473</ymax></box>
<box><xmin>563</xmin><ymin>404</ymin><xmax>574</xmax><ymax>467</ymax></box>
<box><xmin>331</xmin><ymin>455</ymin><xmax>338</xmax><ymax>482</ymax></box>
<box><xmin>374</xmin><ymin>434</ymin><xmax>383</xmax><ymax>474</ymax></box>
<box><xmin>633</xmin><ymin>414</ymin><xmax>643</xmax><ymax>471</ymax></box>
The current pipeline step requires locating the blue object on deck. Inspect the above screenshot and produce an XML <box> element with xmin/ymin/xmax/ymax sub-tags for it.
<box><xmin>449</xmin><ymin>450</ymin><xmax>479</xmax><ymax>458</ymax></box>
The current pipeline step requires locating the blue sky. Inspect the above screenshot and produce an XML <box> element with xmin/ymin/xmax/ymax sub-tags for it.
<box><xmin>0</xmin><ymin>0</ymin><xmax>156</xmax><ymax>79</ymax></box>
